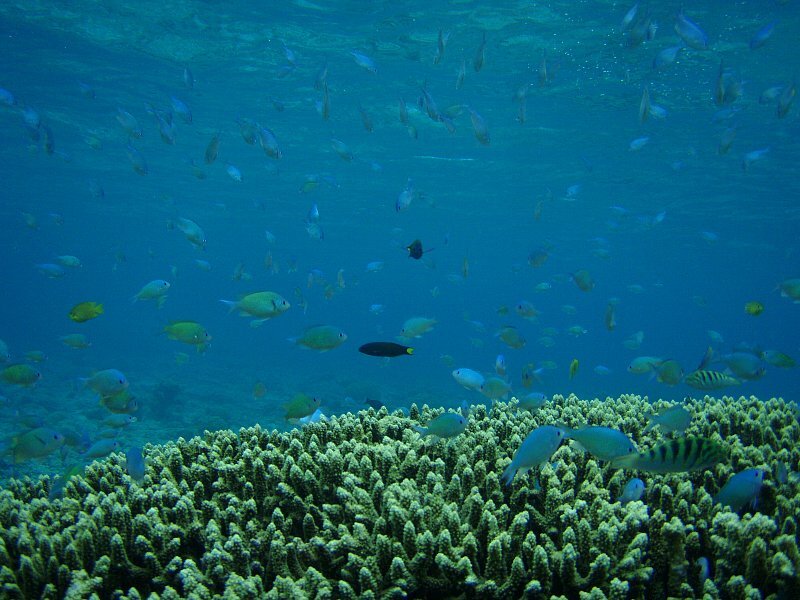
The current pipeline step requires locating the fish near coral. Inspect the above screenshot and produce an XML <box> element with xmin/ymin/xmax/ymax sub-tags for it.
<box><xmin>82</xmin><ymin>369</ymin><xmax>128</xmax><ymax>399</ymax></box>
<box><xmin>6</xmin><ymin>427</ymin><xmax>65</xmax><ymax>463</ymax></box>
<box><xmin>414</xmin><ymin>412</ymin><xmax>467</xmax><ymax>439</ymax></box>
<box><xmin>283</xmin><ymin>393</ymin><xmax>321</xmax><ymax>421</ymax></box>
<box><xmin>560</xmin><ymin>425</ymin><xmax>637</xmax><ymax>461</ymax></box>
<box><xmin>125</xmin><ymin>446</ymin><xmax>146</xmax><ymax>481</ymax></box>
<box><xmin>610</xmin><ymin>437</ymin><xmax>726</xmax><ymax>473</ymax></box>
<box><xmin>618</xmin><ymin>478</ymin><xmax>645</xmax><ymax>504</ymax></box>
<box><xmin>502</xmin><ymin>425</ymin><xmax>565</xmax><ymax>486</ymax></box>
<box><xmin>714</xmin><ymin>468</ymin><xmax>765</xmax><ymax>512</ymax></box>
<box><xmin>684</xmin><ymin>369</ymin><xmax>740</xmax><ymax>390</ymax></box>
<box><xmin>644</xmin><ymin>405</ymin><xmax>692</xmax><ymax>434</ymax></box>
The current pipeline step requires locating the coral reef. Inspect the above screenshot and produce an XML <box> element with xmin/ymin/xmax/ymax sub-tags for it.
<box><xmin>0</xmin><ymin>394</ymin><xmax>798</xmax><ymax>598</ymax></box>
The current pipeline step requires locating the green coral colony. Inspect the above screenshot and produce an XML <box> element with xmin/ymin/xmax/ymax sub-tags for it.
<box><xmin>1</xmin><ymin>394</ymin><xmax>799</xmax><ymax>599</ymax></box>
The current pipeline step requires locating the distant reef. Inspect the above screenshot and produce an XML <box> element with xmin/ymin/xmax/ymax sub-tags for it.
<box><xmin>0</xmin><ymin>394</ymin><xmax>798</xmax><ymax>599</ymax></box>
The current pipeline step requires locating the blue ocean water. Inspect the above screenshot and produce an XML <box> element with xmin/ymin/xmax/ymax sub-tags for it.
<box><xmin>0</xmin><ymin>1</ymin><xmax>798</xmax><ymax>481</ymax></box>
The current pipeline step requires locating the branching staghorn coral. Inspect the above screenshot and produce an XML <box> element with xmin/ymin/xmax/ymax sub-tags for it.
<box><xmin>0</xmin><ymin>394</ymin><xmax>798</xmax><ymax>598</ymax></box>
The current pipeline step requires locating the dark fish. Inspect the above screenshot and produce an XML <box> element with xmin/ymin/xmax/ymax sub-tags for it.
<box><xmin>674</xmin><ymin>10</ymin><xmax>708</xmax><ymax>50</ymax></box>
<box><xmin>359</xmin><ymin>342</ymin><xmax>414</xmax><ymax>357</ymax></box>
<box><xmin>749</xmin><ymin>21</ymin><xmax>776</xmax><ymax>50</ymax></box>
<box><xmin>611</xmin><ymin>437</ymin><xmax>727</xmax><ymax>473</ymax></box>
<box><xmin>364</xmin><ymin>398</ymin><xmax>384</xmax><ymax>410</ymax></box>
<box><xmin>407</xmin><ymin>239</ymin><xmax>429</xmax><ymax>259</ymax></box>
<box><xmin>204</xmin><ymin>133</ymin><xmax>220</xmax><ymax>164</ymax></box>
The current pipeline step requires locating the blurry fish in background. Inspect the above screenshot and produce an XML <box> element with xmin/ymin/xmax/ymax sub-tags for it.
<box><xmin>674</xmin><ymin>10</ymin><xmax>708</xmax><ymax>50</ymax></box>
<box><xmin>604</xmin><ymin>301</ymin><xmax>617</xmax><ymax>331</ymax></box>
<box><xmin>480</xmin><ymin>376</ymin><xmax>512</xmax><ymax>400</ymax></box>
<box><xmin>252</xmin><ymin>381</ymin><xmax>267</xmax><ymax>399</ymax></box>
<box><xmin>623</xmin><ymin>331</ymin><xmax>644</xmax><ymax>350</ymax></box>
<box><xmin>521</xmin><ymin>363</ymin><xmax>544</xmax><ymax>388</ymax></box>
<box><xmin>116</xmin><ymin>108</ymin><xmax>142</xmax><ymax>138</ymax></box>
<box><xmin>638</xmin><ymin>86</ymin><xmax>650</xmax><ymax>123</ymax></box>
<box><xmin>760</xmin><ymin>350</ymin><xmax>795</xmax><ymax>368</ymax></box>
<box><xmin>124</xmin><ymin>143</ymin><xmax>148</xmax><ymax>175</ymax></box>
<box><xmin>55</xmin><ymin>255</ymin><xmax>82</xmax><ymax>269</ymax></box>
<box><xmin>652</xmin><ymin>45</ymin><xmax>683</xmax><ymax>70</ymax></box>
<box><xmin>655</xmin><ymin>359</ymin><xmax>683</xmax><ymax>385</ymax></box>
<box><xmin>35</xmin><ymin>263</ymin><xmax>65</xmax><ymax>279</ymax></box>
<box><xmin>749</xmin><ymin>21</ymin><xmax>776</xmax><ymax>50</ymax></box>
<box><xmin>571</xmin><ymin>269</ymin><xmax>594</xmax><ymax>292</ymax></box>
<box><xmin>776</xmin><ymin>82</ymin><xmax>796</xmax><ymax>118</ymax></box>
<box><xmin>3</xmin><ymin>428</ymin><xmax>64</xmax><ymax>463</ymax></box>
<box><xmin>350</xmin><ymin>50</ymin><xmax>377</xmax><ymax>74</ymax></box>
<box><xmin>494</xmin><ymin>354</ymin><xmax>506</xmax><ymax>376</ymax></box>
<box><xmin>569</xmin><ymin>358</ymin><xmax>579</xmax><ymax>380</ymax></box>
<box><xmin>400</xmin><ymin>317</ymin><xmax>437</xmax><ymax>339</ymax></box>
<box><xmin>258</xmin><ymin>125</ymin><xmax>282</xmax><ymax>159</ymax></box>
<box><xmin>173</xmin><ymin>217</ymin><xmax>206</xmax><ymax>250</ymax></box>
<box><xmin>183</xmin><ymin>65</ymin><xmax>194</xmax><ymax>89</ymax></box>
<box><xmin>433</xmin><ymin>29</ymin><xmax>450</xmax><ymax>65</ymax></box>
<box><xmin>60</xmin><ymin>334</ymin><xmax>90</xmax><ymax>349</ymax></box>
<box><xmin>496</xmin><ymin>325</ymin><xmax>525</xmax><ymax>349</ymax></box>
<box><xmin>628</xmin><ymin>356</ymin><xmax>662</xmax><ymax>375</ymax></box>
<box><xmin>473</xmin><ymin>32</ymin><xmax>486</xmax><ymax>72</ymax></box>
<box><xmin>68</xmin><ymin>301</ymin><xmax>103</xmax><ymax>323</ymax></box>
<box><xmin>778</xmin><ymin>278</ymin><xmax>800</xmax><ymax>302</ymax></box>
<box><xmin>100</xmin><ymin>389</ymin><xmax>139</xmax><ymax>414</ymax></box>
<box><xmin>742</xmin><ymin>147</ymin><xmax>769</xmax><ymax>171</ymax></box>
<box><xmin>644</xmin><ymin>405</ymin><xmax>692</xmax><ymax>435</ymax></box>
<box><xmin>163</xmin><ymin>321</ymin><xmax>211</xmax><ymax>352</ymax></box>
<box><xmin>717</xmin><ymin>126</ymin><xmax>737</xmax><ymax>155</ymax></box>
<box><xmin>204</xmin><ymin>132</ymin><xmax>220</xmax><ymax>164</ymax></box>
<box><xmin>1</xmin><ymin>364</ymin><xmax>41</xmax><ymax>387</ymax></box>
<box><xmin>744</xmin><ymin>301</ymin><xmax>764</xmax><ymax>316</ymax></box>
<box><xmin>396</xmin><ymin>178</ymin><xmax>416</xmax><ymax>212</ymax></box>
<box><xmin>468</xmin><ymin>107</ymin><xmax>490</xmax><ymax>145</ymax></box>
<box><xmin>515</xmin><ymin>300</ymin><xmax>539</xmax><ymax>321</ymax></box>
<box><xmin>133</xmin><ymin>280</ymin><xmax>170</xmax><ymax>308</ymax></box>
<box><xmin>23</xmin><ymin>351</ymin><xmax>46</xmax><ymax>363</ymax></box>
<box><xmin>225</xmin><ymin>163</ymin><xmax>242</xmax><ymax>182</ymax></box>
<box><xmin>291</xmin><ymin>325</ymin><xmax>347</xmax><ymax>351</ymax></box>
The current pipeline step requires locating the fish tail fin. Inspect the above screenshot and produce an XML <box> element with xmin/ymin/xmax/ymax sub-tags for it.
<box><xmin>406</xmin><ymin>347</ymin><xmax>414</xmax><ymax>355</ymax></box>
<box><xmin>609</xmin><ymin>453</ymin><xmax>638</xmax><ymax>470</ymax></box>
<box><xmin>219</xmin><ymin>299</ymin><xmax>237</xmax><ymax>313</ymax></box>
<box><xmin>156</xmin><ymin>296</ymin><xmax>166</xmax><ymax>309</ymax></box>
<box><xmin>501</xmin><ymin>462</ymin><xmax>516</xmax><ymax>486</ymax></box>
<box><xmin>250</xmin><ymin>319</ymin><xmax>267</xmax><ymax>328</ymax></box>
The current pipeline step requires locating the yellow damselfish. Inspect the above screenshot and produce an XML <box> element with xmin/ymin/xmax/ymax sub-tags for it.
<box><xmin>744</xmin><ymin>301</ymin><xmax>764</xmax><ymax>316</ymax></box>
<box><xmin>69</xmin><ymin>301</ymin><xmax>104</xmax><ymax>322</ymax></box>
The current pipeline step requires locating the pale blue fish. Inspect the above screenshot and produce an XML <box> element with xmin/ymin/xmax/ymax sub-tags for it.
<box><xmin>452</xmin><ymin>368</ymin><xmax>484</xmax><ymax>390</ymax></box>
<box><xmin>714</xmin><ymin>468</ymin><xmax>765</xmax><ymax>512</ymax></box>
<box><xmin>516</xmin><ymin>392</ymin><xmax>547</xmax><ymax>411</ymax></box>
<box><xmin>749</xmin><ymin>21</ymin><xmax>776</xmax><ymax>50</ymax></box>
<box><xmin>82</xmin><ymin>439</ymin><xmax>122</xmax><ymax>459</ymax></box>
<box><xmin>414</xmin><ymin>412</ymin><xmax>467</xmax><ymax>439</ymax></box>
<box><xmin>502</xmin><ymin>425</ymin><xmax>565</xmax><ymax>486</ymax></box>
<box><xmin>350</xmin><ymin>51</ymin><xmax>377</xmax><ymax>74</ymax></box>
<box><xmin>674</xmin><ymin>10</ymin><xmax>708</xmax><ymax>50</ymax></box>
<box><xmin>561</xmin><ymin>425</ymin><xmax>637</xmax><ymax>461</ymax></box>
<box><xmin>125</xmin><ymin>446</ymin><xmax>146</xmax><ymax>481</ymax></box>
<box><xmin>644</xmin><ymin>405</ymin><xmax>692</xmax><ymax>434</ymax></box>
<box><xmin>35</xmin><ymin>263</ymin><xmax>66</xmax><ymax>278</ymax></box>
<box><xmin>719</xmin><ymin>352</ymin><xmax>765</xmax><ymax>380</ymax></box>
<box><xmin>618</xmin><ymin>478</ymin><xmax>645</xmax><ymax>504</ymax></box>
<box><xmin>81</xmin><ymin>369</ymin><xmax>129</xmax><ymax>398</ymax></box>
<box><xmin>652</xmin><ymin>45</ymin><xmax>683</xmax><ymax>69</ymax></box>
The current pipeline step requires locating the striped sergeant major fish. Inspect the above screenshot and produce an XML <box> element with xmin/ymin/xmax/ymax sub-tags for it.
<box><xmin>685</xmin><ymin>369</ymin><xmax>740</xmax><ymax>390</ymax></box>
<box><xmin>610</xmin><ymin>437</ymin><xmax>727</xmax><ymax>473</ymax></box>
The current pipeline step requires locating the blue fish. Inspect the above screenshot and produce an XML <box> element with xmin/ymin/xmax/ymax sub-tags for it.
<box><xmin>618</xmin><ymin>477</ymin><xmax>645</xmax><ymax>504</ymax></box>
<box><xmin>674</xmin><ymin>11</ymin><xmax>708</xmax><ymax>50</ymax></box>
<box><xmin>502</xmin><ymin>425</ymin><xmax>564</xmax><ymax>486</ymax></box>
<box><xmin>125</xmin><ymin>446</ymin><xmax>146</xmax><ymax>481</ymax></box>
<box><xmin>714</xmin><ymin>468</ymin><xmax>764</xmax><ymax>512</ymax></box>
<box><xmin>749</xmin><ymin>21</ymin><xmax>777</xmax><ymax>50</ymax></box>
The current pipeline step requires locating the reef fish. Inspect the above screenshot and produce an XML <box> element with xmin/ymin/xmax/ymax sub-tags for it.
<box><xmin>414</xmin><ymin>412</ymin><xmax>467</xmax><ymax>439</ymax></box>
<box><xmin>283</xmin><ymin>393</ymin><xmax>321</xmax><ymax>420</ymax></box>
<box><xmin>611</xmin><ymin>437</ymin><xmax>726</xmax><ymax>473</ymax></box>
<box><xmin>1</xmin><ymin>364</ymin><xmax>41</xmax><ymax>386</ymax></box>
<box><xmin>644</xmin><ymin>405</ymin><xmax>692</xmax><ymax>434</ymax></box>
<box><xmin>561</xmin><ymin>425</ymin><xmax>636</xmax><ymax>461</ymax></box>
<box><xmin>82</xmin><ymin>369</ymin><xmax>128</xmax><ymax>398</ymax></box>
<box><xmin>359</xmin><ymin>342</ymin><xmax>413</xmax><ymax>357</ymax></box>
<box><xmin>69</xmin><ymin>301</ymin><xmax>104</xmax><ymax>323</ymax></box>
<box><xmin>60</xmin><ymin>334</ymin><xmax>90</xmax><ymax>350</ymax></box>
<box><xmin>714</xmin><ymin>468</ymin><xmax>764</xmax><ymax>512</ymax></box>
<box><xmin>133</xmin><ymin>280</ymin><xmax>170</xmax><ymax>307</ymax></box>
<box><xmin>502</xmin><ymin>425</ymin><xmax>565</xmax><ymax>486</ymax></box>
<box><xmin>163</xmin><ymin>321</ymin><xmax>212</xmax><ymax>352</ymax></box>
<box><xmin>452</xmin><ymin>368</ymin><xmax>485</xmax><ymax>390</ymax></box>
<box><xmin>292</xmin><ymin>325</ymin><xmax>347</xmax><ymax>351</ymax></box>
<box><xmin>5</xmin><ymin>427</ymin><xmax>65</xmax><ymax>463</ymax></box>
<box><xmin>220</xmin><ymin>291</ymin><xmax>290</xmax><ymax>326</ymax></box>
<box><xmin>618</xmin><ymin>478</ymin><xmax>645</xmax><ymax>504</ymax></box>
<box><xmin>684</xmin><ymin>370</ymin><xmax>740</xmax><ymax>390</ymax></box>
<box><xmin>125</xmin><ymin>446</ymin><xmax>146</xmax><ymax>481</ymax></box>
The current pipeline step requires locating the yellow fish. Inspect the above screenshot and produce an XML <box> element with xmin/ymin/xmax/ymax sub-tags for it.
<box><xmin>69</xmin><ymin>301</ymin><xmax>104</xmax><ymax>323</ymax></box>
<box><xmin>164</xmin><ymin>321</ymin><xmax>212</xmax><ymax>352</ymax></box>
<box><xmin>569</xmin><ymin>358</ymin><xmax>579</xmax><ymax>380</ymax></box>
<box><xmin>744</xmin><ymin>301</ymin><xmax>764</xmax><ymax>316</ymax></box>
<box><xmin>1</xmin><ymin>364</ymin><xmax>41</xmax><ymax>386</ymax></box>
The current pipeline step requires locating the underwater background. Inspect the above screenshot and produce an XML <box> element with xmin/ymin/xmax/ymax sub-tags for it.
<box><xmin>0</xmin><ymin>0</ymin><xmax>798</xmax><ymax>481</ymax></box>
